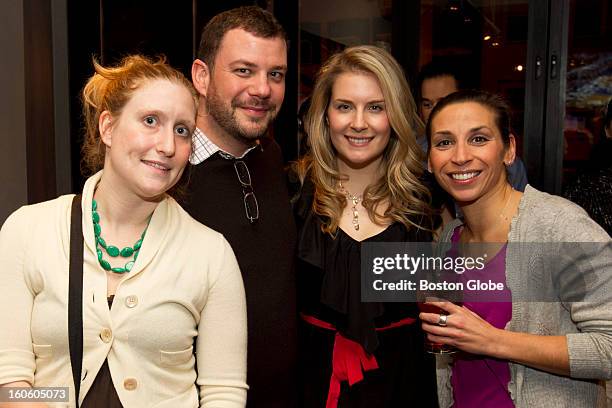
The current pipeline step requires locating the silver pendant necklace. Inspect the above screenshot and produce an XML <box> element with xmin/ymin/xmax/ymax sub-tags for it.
<box><xmin>338</xmin><ymin>180</ymin><xmax>362</xmax><ymax>231</ymax></box>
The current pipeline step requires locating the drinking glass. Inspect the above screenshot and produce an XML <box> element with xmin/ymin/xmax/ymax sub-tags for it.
<box><xmin>418</xmin><ymin>297</ymin><xmax>460</xmax><ymax>354</ymax></box>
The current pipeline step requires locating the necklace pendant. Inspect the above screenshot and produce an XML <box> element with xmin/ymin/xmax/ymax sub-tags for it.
<box><xmin>338</xmin><ymin>181</ymin><xmax>362</xmax><ymax>232</ymax></box>
<box><xmin>100</xmin><ymin>259</ymin><xmax>111</xmax><ymax>271</ymax></box>
<box><xmin>120</xmin><ymin>247</ymin><xmax>134</xmax><ymax>257</ymax></box>
<box><xmin>106</xmin><ymin>245</ymin><xmax>120</xmax><ymax>257</ymax></box>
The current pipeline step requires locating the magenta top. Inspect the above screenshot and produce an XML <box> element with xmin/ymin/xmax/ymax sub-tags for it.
<box><xmin>450</xmin><ymin>227</ymin><xmax>514</xmax><ymax>407</ymax></box>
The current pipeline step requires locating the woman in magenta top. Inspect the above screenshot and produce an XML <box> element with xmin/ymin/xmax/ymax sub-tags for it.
<box><xmin>420</xmin><ymin>90</ymin><xmax>612</xmax><ymax>407</ymax></box>
<box><xmin>449</xmin><ymin>227</ymin><xmax>513</xmax><ymax>407</ymax></box>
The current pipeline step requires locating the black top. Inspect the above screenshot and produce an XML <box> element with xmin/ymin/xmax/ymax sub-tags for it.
<box><xmin>293</xmin><ymin>179</ymin><xmax>438</xmax><ymax>407</ymax></box>
<box><xmin>294</xmin><ymin>180</ymin><xmax>432</xmax><ymax>352</ymax></box>
<box><xmin>81</xmin><ymin>296</ymin><xmax>123</xmax><ymax>408</ymax></box>
<box><xmin>181</xmin><ymin>138</ymin><xmax>298</xmax><ymax>408</ymax></box>
<box><xmin>298</xmin><ymin>221</ymin><xmax>424</xmax><ymax>352</ymax></box>
<box><xmin>564</xmin><ymin>165</ymin><xmax>612</xmax><ymax>236</ymax></box>
<box><xmin>563</xmin><ymin>137</ymin><xmax>612</xmax><ymax>237</ymax></box>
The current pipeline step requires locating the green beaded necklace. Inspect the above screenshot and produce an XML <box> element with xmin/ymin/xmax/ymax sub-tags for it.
<box><xmin>92</xmin><ymin>199</ymin><xmax>149</xmax><ymax>274</ymax></box>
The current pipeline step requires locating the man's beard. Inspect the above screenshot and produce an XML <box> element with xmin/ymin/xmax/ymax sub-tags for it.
<box><xmin>206</xmin><ymin>88</ymin><xmax>278</xmax><ymax>144</ymax></box>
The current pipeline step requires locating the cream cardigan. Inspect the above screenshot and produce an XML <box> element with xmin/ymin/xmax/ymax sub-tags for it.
<box><xmin>0</xmin><ymin>172</ymin><xmax>248</xmax><ymax>407</ymax></box>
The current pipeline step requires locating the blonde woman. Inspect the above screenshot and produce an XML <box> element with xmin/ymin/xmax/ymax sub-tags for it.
<box><xmin>0</xmin><ymin>56</ymin><xmax>247</xmax><ymax>407</ymax></box>
<box><xmin>292</xmin><ymin>46</ymin><xmax>438</xmax><ymax>407</ymax></box>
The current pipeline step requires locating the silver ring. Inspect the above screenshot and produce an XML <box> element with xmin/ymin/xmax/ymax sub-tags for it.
<box><xmin>437</xmin><ymin>314</ymin><xmax>448</xmax><ymax>327</ymax></box>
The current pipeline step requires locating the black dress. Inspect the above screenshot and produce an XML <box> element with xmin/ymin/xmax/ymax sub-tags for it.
<box><xmin>293</xmin><ymin>183</ymin><xmax>438</xmax><ymax>408</ymax></box>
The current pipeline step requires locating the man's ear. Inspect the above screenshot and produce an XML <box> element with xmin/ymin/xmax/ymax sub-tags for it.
<box><xmin>99</xmin><ymin>111</ymin><xmax>113</xmax><ymax>147</ymax></box>
<box><xmin>192</xmin><ymin>59</ymin><xmax>211</xmax><ymax>98</ymax></box>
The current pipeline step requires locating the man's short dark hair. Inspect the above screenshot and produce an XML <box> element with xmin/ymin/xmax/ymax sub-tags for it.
<box><xmin>416</xmin><ymin>61</ymin><xmax>463</xmax><ymax>97</ymax></box>
<box><xmin>197</xmin><ymin>6</ymin><xmax>287</xmax><ymax>70</ymax></box>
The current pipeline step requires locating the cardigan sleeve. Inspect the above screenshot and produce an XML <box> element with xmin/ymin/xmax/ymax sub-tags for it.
<box><xmin>0</xmin><ymin>207</ymin><xmax>36</xmax><ymax>385</ymax></box>
<box><xmin>196</xmin><ymin>234</ymin><xmax>248</xmax><ymax>407</ymax></box>
<box><xmin>551</xmin><ymin>203</ymin><xmax>612</xmax><ymax>380</ymax></box>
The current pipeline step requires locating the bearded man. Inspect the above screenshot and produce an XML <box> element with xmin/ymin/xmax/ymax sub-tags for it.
<box><xmin>185</xmin><ymin>6</ymin><xmax>297</xmax><ymax>407</ymax></box>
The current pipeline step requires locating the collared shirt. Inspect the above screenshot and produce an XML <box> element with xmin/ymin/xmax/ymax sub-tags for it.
<box><xmin>190</xmin><ymin>127</ymin><xmax>259</xmax><ymax>164</ymax></box>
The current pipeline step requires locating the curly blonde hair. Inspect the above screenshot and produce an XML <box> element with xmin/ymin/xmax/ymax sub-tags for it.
<box><xmin>81</xmin><ymin>54</ymin><xmax>196</xmax><ymax>176</ymax></box>
<box><xmin>295</xmin><ymin>45</ymin><xmax>434</xmax><ymax>234</ymax></box>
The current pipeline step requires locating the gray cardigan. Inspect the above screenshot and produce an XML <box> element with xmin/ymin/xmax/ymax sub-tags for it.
<box><xmin>436</xmin><ymin>185</ymin><xmax>612</xmax><ymax>408</ymax></box>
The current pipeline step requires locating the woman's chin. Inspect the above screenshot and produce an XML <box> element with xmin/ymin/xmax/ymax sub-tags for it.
<box><xmin>135</xmin><ymin>183</ymin><xmax>172</xmax><ymax>202</ymax></box>
<box><xmin>445</xmin><ymin>188</ymin><xmax>481</xmax><ymax>206</ymax></box>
